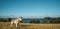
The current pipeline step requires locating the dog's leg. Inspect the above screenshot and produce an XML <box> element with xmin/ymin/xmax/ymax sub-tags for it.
<box><xmin>16</xmin><ymin>23</ymin><xmax>17</xmax><ymax>27</ymax></box>
<box><xmin>11</xmin><ymin>22</ymin><xmax>13</xmax><ymax>26</ymax></box>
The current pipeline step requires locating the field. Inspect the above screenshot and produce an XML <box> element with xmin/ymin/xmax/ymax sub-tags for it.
<box><xmin>0</xmin><ymin>22</ymin><xmax>60</xmax><ymax>29</ymax></box>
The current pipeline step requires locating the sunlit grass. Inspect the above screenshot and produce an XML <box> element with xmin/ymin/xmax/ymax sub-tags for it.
<box><xmin>0</xmin><ymin>22</ymin><xmax>60</xmax><ymax>29</ymax></box>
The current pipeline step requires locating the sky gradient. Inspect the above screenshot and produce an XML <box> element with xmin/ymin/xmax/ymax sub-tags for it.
<box><xmin>0</xmin><ymin>0</ymin><xmax>60</xmax><ymax>18</ymax></box>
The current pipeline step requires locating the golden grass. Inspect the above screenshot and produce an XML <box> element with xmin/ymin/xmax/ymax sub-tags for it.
<box><xmin>0</xmin><ymin>22</ymin><xmax>60</xmax><ymax>29</ymax></box>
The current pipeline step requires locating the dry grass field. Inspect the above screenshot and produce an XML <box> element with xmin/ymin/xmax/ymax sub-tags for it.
<box><xmin>0</xmin><ymin>22</ymin><xmax>60</xmax><ymax>29</ymax></box>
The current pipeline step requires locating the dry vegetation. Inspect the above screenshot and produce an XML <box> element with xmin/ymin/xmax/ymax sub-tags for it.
<box><xmin>0</xmin><ymin>22</ymin><xmax>60</xmax><ymax>29</ymax></box>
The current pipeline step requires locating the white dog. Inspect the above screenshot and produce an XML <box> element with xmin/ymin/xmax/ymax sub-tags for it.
<box><xmin>11</xmin><ymin>17</ymin><xmax>22</xmax><ymax>27</ymax></box>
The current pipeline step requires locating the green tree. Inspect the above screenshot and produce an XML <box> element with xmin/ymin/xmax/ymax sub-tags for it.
<box><xmin>29</xmin><ymin>20</ymin><xmax>40</xmax><ymax>23</ymax></box>
<box><xmin>43</xmin><ymin>20</ymin><xmax>48</xmax><ymax>23</ymax></box>
<box><xmin>50</xmin><ymin>18</ymin><xmax>60</xmax><ymax>23</ymax></box>
<box><xmin>43</xmin><ymin>17</ymin><xmax>52</xmax><ymax>23</ymax></box>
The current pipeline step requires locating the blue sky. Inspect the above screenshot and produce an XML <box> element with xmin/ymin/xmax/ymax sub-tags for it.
<box><xmin>0</xmin><ymin>0</ymin><xmax>60</xmax><ymax>18</ymax></box>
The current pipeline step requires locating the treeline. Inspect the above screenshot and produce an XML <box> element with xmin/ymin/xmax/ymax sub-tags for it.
<box><xmin>0</xmin><ymin>17</ymin><xmax>60</xmax><ymax>24</ymax></box>
<box><xmin>43</xmin><ymin>17</ymin><xmax>60</xmax><ymax>24</ymax></box>
<box><xmin>28</xmin><ymin>17</ymin><xmax>60</xmax><ymax>24</ymax></box>
<box><xmin>0</xmin><ymin>18</ymin><xmax>13</xmax><ymax>22</ymax></box>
